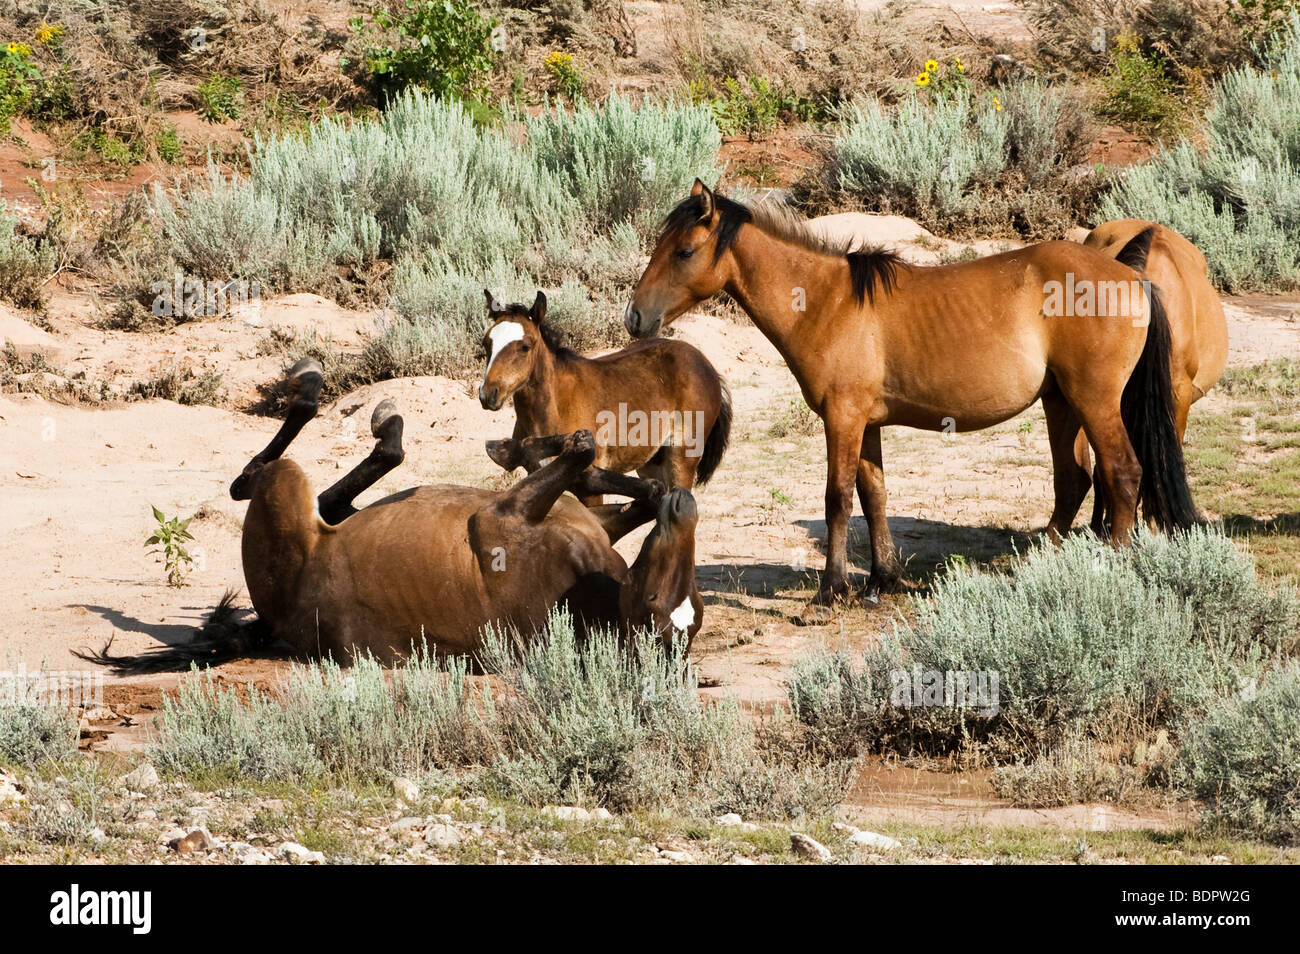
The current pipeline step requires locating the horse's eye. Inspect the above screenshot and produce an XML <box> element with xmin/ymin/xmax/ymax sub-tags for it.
<box><xmin>676</xmin><ymin>246</ymin><xmax>695</xmax><ymax>260</ymax></box>
<box><xmin>520</xmin><ymin>343</ymin><xmax>531</xmax><ymax>352</ymax></box>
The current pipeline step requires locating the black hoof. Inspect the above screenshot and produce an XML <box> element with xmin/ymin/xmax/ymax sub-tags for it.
<box><xmin>486</xmin><ymin>438</ymin><xmax>522</xmax><ymax>470</ymax></box>
<box><xmin>370</xmin><ymin>399</ymin><xmax>399</xmax><ymax>436</ymax></box>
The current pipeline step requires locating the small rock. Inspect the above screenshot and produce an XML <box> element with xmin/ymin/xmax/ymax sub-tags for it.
<box><xmin>89</xmin><ymin>827</ymin><xmax>107</xmax><ymax>844</ymax></box>
<box><xmin>424</xmin><ymin>824</ymin><xmax>462</xmax><ymax>851</ymax></box>
<box><xmin>123</xmin><ymin>763</ymin><xmax>160</xmax><ymax>792</ymax></box>
<box><xmin>590</xmin><ymin>807</ymin><xmax>613</xmax><ymax>821</ymax></box>
<box><xmin>392</xmin><ymin>777</ymin><xmax>419</xmax><ymax>803</ymax></box>
<box><xmin>542</xmin><ymin>805</ymin><xmax>591</xmax><ymax>822</ymax></box>
<box><xmin>715</xmin><ymin>812</ymin><xmax>760</xmax><ymax>831</ymax></box>
<box><xmin>0</xmin><ymin>770</ymin><xmax>26</xmax><ymax>808</ymax></box>
<box><xmin>136</xmin><ymin>809</ymin><xmax>158</xmax><ymax>823</ymax></box>
<box><xmin>280</xmin><ymin>842</ymin><xmax>324</xmax><ymax>864</ymax></box>
<box><xmin>389</xmin><ymin>816</ymin><xmax>426</xmax><ymax>840</ymax></box>
<box><xmin>848</xmin><ymin>830</ymin><xmax>901</xmax><ymax>852</ymax></box>
<box><xmin>168</xmin><ymin>828</ymin><xmax>213</xmax><ymax>855</ymax></box>
<box><xmin>790</xmin><ymin>832</ymin><xmax>832</xmax><ymax>862</ymax></box>
<box><xmin>658</xmin><ymin>849</ymin><xmax>693</xmax><ymax>863</ymax></box>
<box><xmin>226</xmin><ymin>842</ymin><xmax>271</xmax><ymax>865</ymax></box>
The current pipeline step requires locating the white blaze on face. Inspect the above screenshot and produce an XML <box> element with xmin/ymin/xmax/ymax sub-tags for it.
<box><xmin>486</xmin><ymin>321</ymin><xmax>525</xmax><ymax>375</ymax></box>
<box><xmin>669</xmin><ymin>595</ymin><xmax>696</xmax><ymax>632</ymax></box>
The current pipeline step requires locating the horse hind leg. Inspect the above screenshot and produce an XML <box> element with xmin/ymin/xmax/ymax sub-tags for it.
<box><xmin>1042</xmin><ymin>389</ymin><xmax>1093</xmax><ymax>543</ymax></box>
<box><xmin>316</xmin><ymin>400</ymin><xmax>406</xmax><ymax>525</ymax></box>
<box><xmin>231</xmin><ymin>358</ymin><xmax>323</xmax><ymax>499</ymax></box>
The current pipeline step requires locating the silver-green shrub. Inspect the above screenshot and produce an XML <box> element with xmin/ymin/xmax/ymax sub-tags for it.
<box><xmin>148</xmin><ymin>92</ymin><xmax>719</xmax><ymax>375</ymax></box>
<box><xmin>787</xmin><ymin>528</ymin><xmax>1298</xmax><ymax>762</ymax></box>
<box><xmin>1175</xmin><ymin>662</ymin><xmax>1300</xmax><ymax>842</ymax></box>
<box><xmin>0</xmin><ymin>201</ymin><xmax>57</xmax><ymax>310</ymax></box>
<box><xmin>829</xmin><ymin>82</ymin><xmax>1094</xmax><ymax>236</ymax></box>
<box><xmin>1100</xmin><ymin>13</ymin><xmax>1300</xmax><ymax>290</ymax></box>
<box><xmin>151</xmin><ymin>610</ymin><xmax>848</xmax><ymax>818</ymax></box>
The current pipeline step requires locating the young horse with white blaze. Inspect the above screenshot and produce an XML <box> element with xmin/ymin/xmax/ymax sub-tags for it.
<box><xmin>478</xmin><ymin>290</ymin><xmax>732</xmax><ymax>500</ymax></box>
<box><xmin>626</xmin><ymin>180</ymin><xmax>1197</xmax><ymax>611</ymax></box>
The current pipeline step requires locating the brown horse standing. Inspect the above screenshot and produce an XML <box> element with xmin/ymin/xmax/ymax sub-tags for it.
<box><xmin>1082</xmin><ymin>219</ymin><xmax>1228</xmax><ymax>532</ymax></box>
<box><xmin>478</xmin><ymin>290</ymin><xmax>731</xmax><ymax>497</ymax></box>
<box><xmin>230</xmin><ymin>360</ymin><xmax>704</xmax><ymax>662</ymax></box>
<box><xmin>627</xmin><ymin>180</ymin><xmax>1197</xmax><ymax>607</ymax></box>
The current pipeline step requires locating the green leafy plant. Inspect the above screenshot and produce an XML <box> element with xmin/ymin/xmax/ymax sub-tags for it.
<box><xmin>348</xmin><ymin>0</ymin><xmax>499</xmax><ymax>103</ymax></box>
<box><xmin>1098</xmin><ymin>33</ymin><xmax>1185</xmax><ymax>136</ymax></box>
<box><xmin>707</xmin><ymin>76</ymin><xmax>782</xmax><ymax>138</ymax></box>
<box><xmin>543</xmin><ymin>50</ymin><xmax>584</xmax><ymax>102</ymax></box>
<box><xmin>0</xmin><ymin>41</ymin><xmax>41</xmax><ymax>133</ymax></box>
<box><xmin>197</xmin><ymin>73</ymin><xmax>242</xmax><ymax>122</ymax></box>
<box><xmin>145</xmin><ymin>506</ymin><xmax>196</xmax><ymax>588</ymax></box>
<box><xmin>156</xmin><ymin>124</ymin><xmax>182</xmax><ymax>163</ymax></box>
<box><xmin>914</xmin><ymin>55</ymin><xmax>970</xmax><ymax>100</ymax></box>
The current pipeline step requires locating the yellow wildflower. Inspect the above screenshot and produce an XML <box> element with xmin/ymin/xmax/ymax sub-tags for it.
<box><xmin>954</xmin><ymin>56</ymin><xmax>965</xmax><ymax>72</ymax></box>
<box><xmin>916</xmin><ymin>72</ymin><xmax>931</xmax><ymax>87</ymax></box>
<box><xmin>925</xmin><ymin>59</ymin><xmax>939</xmax><ymax>73</ymax></box>
<box><xmin>992</xmin><ymin>95</ymin><xmax>1002</xmax><ymax>112</ymax></box>
<box><xmin>34</xmin><ymin>22</ymin><xmax>62</xmax><ymax>46</ymax></box>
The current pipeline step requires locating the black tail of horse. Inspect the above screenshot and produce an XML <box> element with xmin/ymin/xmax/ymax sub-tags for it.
<box><xmin>695</xmin><ymin>378</ymin><xmax>732</xmax><ymax>487</ymax></box>
<box><xmin>1117</xmin><ymin>228</ymin><xmax>1199</xmax><ymax>530</ymax></box>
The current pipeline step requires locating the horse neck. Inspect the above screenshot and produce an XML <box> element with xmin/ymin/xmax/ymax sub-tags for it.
<box><xmin>723</xmin><ymin>226</ymin><xmax>859</xmax><ymax>384</ymax></box>
<box><xmin>512</xmin><ymin>340</ymin><xmax>567</xmax><ymax>431</ymax></box>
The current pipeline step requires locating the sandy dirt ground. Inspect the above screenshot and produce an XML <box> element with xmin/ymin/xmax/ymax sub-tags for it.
<box><xmin>3</xmin><ymin>213</ymin><xmax>1298</xmax><ymax>830</ymax></box>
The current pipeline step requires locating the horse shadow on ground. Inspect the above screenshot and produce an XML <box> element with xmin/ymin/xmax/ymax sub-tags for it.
<box><xmin>71</xmin><ymin>594</ymin><xmax>294</xmax><ymax>675</ymax></box>
<box><xmin>697</xmin><ymin>516</ymin><xmax>1038</xmax><ymax>609</ymax></box>
<box><xmin>71</xmin><ymin>605</ymin><xmax>199</xmax><ymax>648</ymax></box>
<box><xmin>1219</xmin><ymin>512</ymin><xmax>1300</xmax><ymax>536</ymax></box>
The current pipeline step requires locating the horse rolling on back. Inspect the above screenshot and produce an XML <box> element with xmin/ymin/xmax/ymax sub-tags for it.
<box><xmin>231</xmin><ymin>360</ymin><xmax>704</xmax><ymax>664</ymax></box>
<box><xmin>626</xmin><ymin>180</ymin><xmax>1198</xmax><ymax>611</ymax></box>
<box><xmin>478</xmin><ymin>290</ymin><xmax>732</xmax><ymax>499</ymax></box>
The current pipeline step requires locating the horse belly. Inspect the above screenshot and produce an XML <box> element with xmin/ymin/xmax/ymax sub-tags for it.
<box><xmin>882</xmin><ymin>356</ymin><xmax>1047</xmax><ymax>432</ymax></box>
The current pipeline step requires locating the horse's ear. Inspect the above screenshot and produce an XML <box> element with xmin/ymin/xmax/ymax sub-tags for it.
<box><xmin>691</xmin><ymin>178</ymin><xmax>715</xmax><ymax>221</ymax></box>
<box><xmin>484</xmin><ymin>289</ymin><xmax>497</xmax><ymax>314</ymax></box>
<box><xmin>530</xmin><ymin>290</ymin><xmax>547</xmax><ymax>324</ymax></box>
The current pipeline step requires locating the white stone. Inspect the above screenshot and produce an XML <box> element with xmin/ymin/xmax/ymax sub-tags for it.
<box><xmin>392</xmin><ymin>777</ymin><xmax>419</xmax><ymax>802</ymax></box>
<box><xmin>543</xmin><ymin>805</ymin><xmax>592</xmax><ymax>822</ymax></box>
<box><xmin>123</xmin><ymin>763</ymin><xmax>160</xmax><ymax>792</ymax></box>
<box><xmin>424</xmin><ymin>824</ymin><xmax>462</xmax><ymax>851</ymax></box>
<box><xmin>848</xmin><ymin>830</ymin><xmax>901</xmax><ymax>852</ymax></box>
<box><xmin>279</xmin><ymin>841</ymin><xmax>324</xmax><ymax>864</ymax></box>
<box><xmin>790</xmin><ymin>832</ymin><xmax>832</xmax><ymax>862</ymax></box>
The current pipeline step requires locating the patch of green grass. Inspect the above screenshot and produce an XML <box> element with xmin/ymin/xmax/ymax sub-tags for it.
<box><xmin>1185</xmin><ymin>360</ymin><xmax>1300</xmax><ymax>582</ymax></box>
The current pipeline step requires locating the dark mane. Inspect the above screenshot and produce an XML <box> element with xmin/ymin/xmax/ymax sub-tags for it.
<box><xmin>660</xmin><ymin>191</ymin><xmax>905</xmax><ymax>306</ymax></box>
<box><xmin>494</xmin><ymin>301</ymin><xmax>578</xmax><ymax>358</ymax></box>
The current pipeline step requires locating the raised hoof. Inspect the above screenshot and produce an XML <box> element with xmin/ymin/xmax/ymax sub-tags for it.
<box><xmin>370</xmin><ymin>399</ymin><xmax>399</xmax><ymax>436</ymax></box>
<box><xmin>485</xmin><ymin>438</ymin><xmax>522</xmax><ymax>471</ymax></box>
<box><xmin>287</xmin><ymin>357</ymin><xmax>324</xmax><ymax>387</ymax></box>
<box><xmin>563</xmin><ymin>429</ymin><xmax>597</xmax><ymax>466</ymax></box>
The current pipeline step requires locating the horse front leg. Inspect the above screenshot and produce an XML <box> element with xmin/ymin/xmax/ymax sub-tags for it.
<box><xmin>813</xmin><ymin>411</ymin><xmax>867</xmax><ymax>606</ymax></box>
<box><xmin>856</xmin><ymin>426</ymin><xmax>902</xmax><ymax>601</ymax></box>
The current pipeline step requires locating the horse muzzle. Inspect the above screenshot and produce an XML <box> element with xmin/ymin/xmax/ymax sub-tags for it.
<box><xmin>624</xmin><ymin>300</ymin><xmax>661</xmax><ymax>339</ymax></box>
<box><xmin>478</xmin><ymin>386</ymin><xmax>503</xmax><ymax>411</ymax></box>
